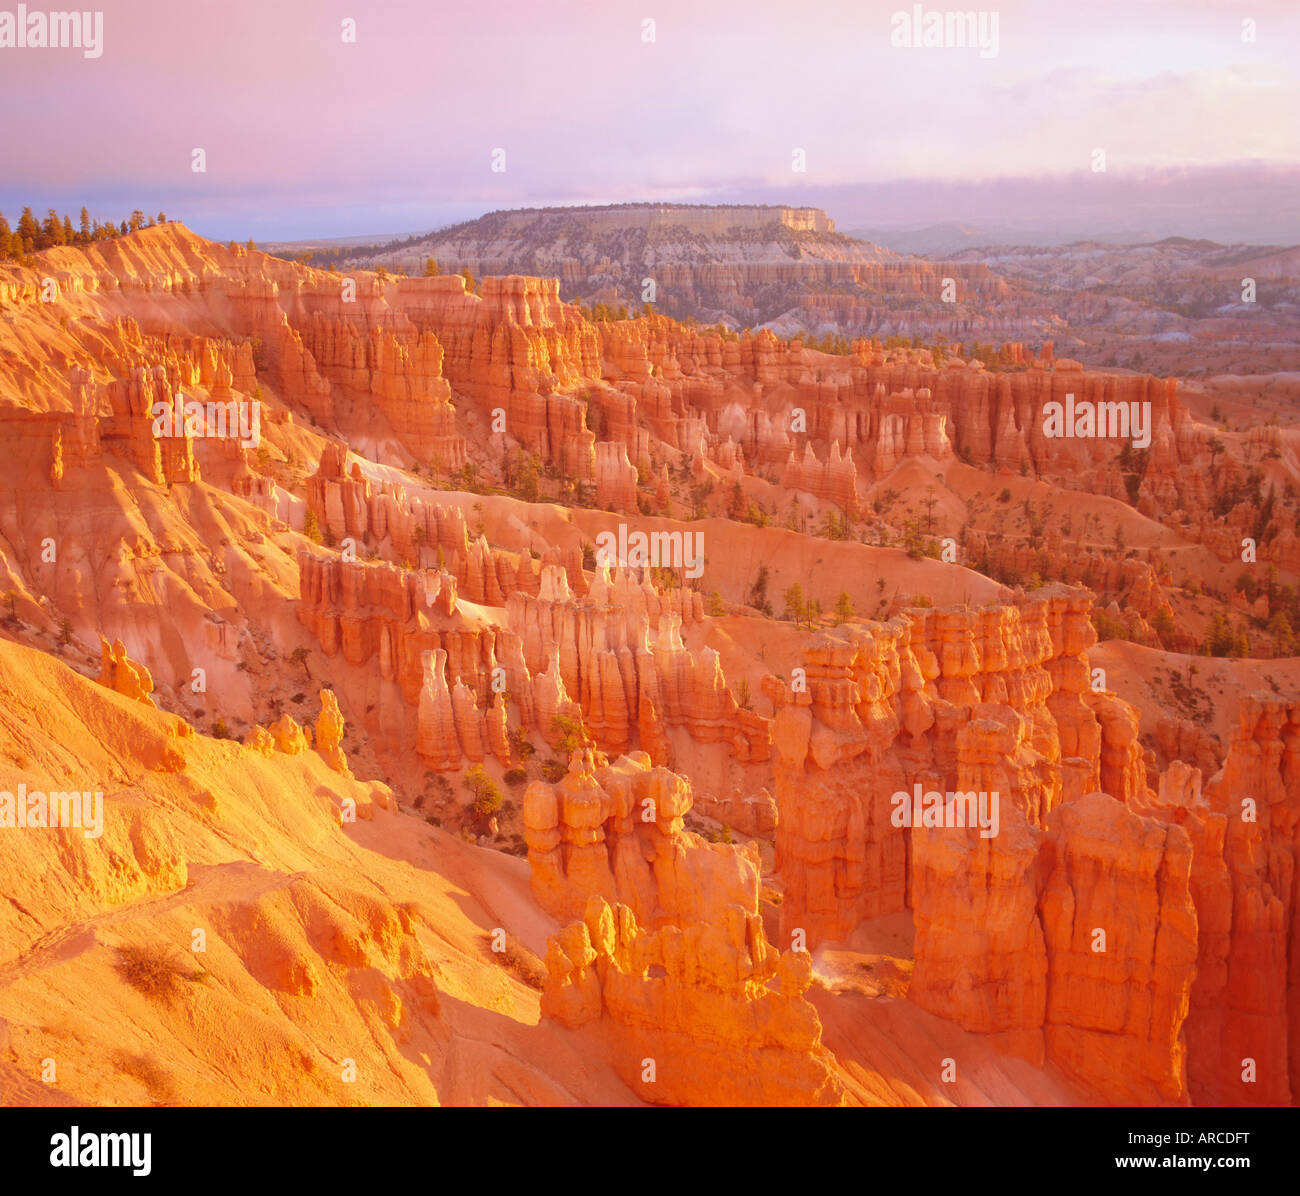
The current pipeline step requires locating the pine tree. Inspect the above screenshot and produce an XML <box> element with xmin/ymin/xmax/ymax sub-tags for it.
<box><xmin>0</xmin><ymin>213</ymin><xmax>9</xmax><ymax>259</ymax></box>
<box><xmin>783</xmin><ymin>583</ymin><xmax>806</xmax><ymax>626</ymax></box>
<box><xmin>62</xmin><ymin>215</ymin><xmax>75</xmax><ymax>245</ymax></box>
<box><xmin>79</xmin><ymin>207</ymin><xmax>91</xmax><ymax>240</ymax></box>
<box><xmin>424</xmin><ymin>257</ymin><xmax>439</xmax><ymax>276</ymax></box>
<box><xmin>16</xmin><ymin>207</ymin><xmax>39</xmax><ymax>250</ymax></box>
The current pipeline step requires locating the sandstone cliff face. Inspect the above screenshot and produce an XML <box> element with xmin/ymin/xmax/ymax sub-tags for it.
<box><xmin>524</xmin><ymin>751</ymin><xmax>752</xmax><ymax>924</ymax></box>
<box><xmin>297</xmin><ymin>517</ymin><xmax>766</xmax><ymax>774</ymax></box>
<box><xmin>528</xmin><ymin>751</ymin><xmax>842</xmax><ymax>1106</ymax></box>
<box><xmin>297</xmin><ymin>549</ymin><xmax>476</xmax><ymax>705</ymax></box>
<box><xmin>772</xmin><ymin>589</ymin><xmax>1298</xmax><ymax>1107</ymax></box>
<box><xmin>908</xmin><ymin>803</ymin><xmax>1049</xmax><ymax>1064</ymax></box>
<box><xmin>296</xmin><ymin>316</ymin><xmax>466</xmax><ymax>468</ymax></box>
<box><xmin>1037</xmin><ymin>793</ymin><xmax>1198</xmax><ymax>1105</ymax></box>
<box><xmin>908</xmin><ymin>789</ymin><xmax>1199</xmax><ymax>1104</ymax></box>
<box><xmin>772</xmin><ymin>591</ymin><xmax>1098</xmax><ymax>946</ymax></box>
<box><xmin>1140</xmin><ymin>696</ymin><xmax>1300</xmax><ymax>1106</ymax></box>
<box><xmin>782</xmin><ymin>441</ymin><xmax>859</xmax><ymax>514</ymax></box>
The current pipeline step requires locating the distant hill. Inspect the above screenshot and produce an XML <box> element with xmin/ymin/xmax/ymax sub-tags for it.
<box><xmin>330</xmin><ymin>203</ymin><xmax>1055</xmax><ymax>341</ymax></box>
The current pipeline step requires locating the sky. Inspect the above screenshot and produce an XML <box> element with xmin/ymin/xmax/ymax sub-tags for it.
<box><xmin>1</xmin><ymin>0</ymin><xmax>1297</xmax><ymax>241</ymax></box>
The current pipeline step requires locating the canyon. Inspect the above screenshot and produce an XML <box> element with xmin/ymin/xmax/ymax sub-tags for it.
<box><xmin>0</xmin><ymin>220</ymin><xmax>1296</xmax><ymax>1107</ymax></box>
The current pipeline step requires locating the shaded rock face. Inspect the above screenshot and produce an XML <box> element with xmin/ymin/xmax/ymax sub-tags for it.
<box><xmin>1138</xmin><ymin>696</ymin><xmax>1300</xmax><ymax>1107</ymax></box>
<box><xmin>1037</xmin><ymin>794</ymin><xmax>1198</xmax><ymax>1105</ymax></box>
<box><xmin>528</xmin><ymin>751</ymin><xmax>842</xmax><ymax>1106</ymax></box>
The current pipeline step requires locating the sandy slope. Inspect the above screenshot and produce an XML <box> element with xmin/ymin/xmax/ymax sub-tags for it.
<box><xmin>0</xmin><ymin>637</ymin><xmax>639</xmax><ymax>1107</ymax></box>
<box><xmin>1093</xmin><ymin>639</ymin><xmax>1300</xmax><ymax>744</ymax></box>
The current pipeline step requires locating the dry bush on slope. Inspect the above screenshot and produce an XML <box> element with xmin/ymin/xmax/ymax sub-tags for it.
<box><xmin>481</xmin><ymin>933</ymin><xmax>546</xmax><ymax>991</ymax></box>
<box><xmin>113</xmin><ymin>944</ymin><xmax>205</xmax><ymax>1002</ymax></box>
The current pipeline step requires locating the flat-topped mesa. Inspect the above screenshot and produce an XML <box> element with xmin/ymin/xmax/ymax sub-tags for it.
<box><xmin>493</xmin><ymin>203</ymin><xmax>837</xmax><ymax>237</ymax></box>
<box><xmin>528</xmin><ymin>751</ymin><xmax>842</xmax><ymax>1106</ymax></box>
<box><xmin>771</xmin><ymin>588</ymin><xmax>1103</xmax><ymax>947</ymax></box>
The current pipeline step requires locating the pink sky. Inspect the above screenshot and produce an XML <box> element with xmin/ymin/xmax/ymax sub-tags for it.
<box><xmin>1</xmin><ymin>0</ymin><xmax>1297</xmax><ymax>239</ymax></box>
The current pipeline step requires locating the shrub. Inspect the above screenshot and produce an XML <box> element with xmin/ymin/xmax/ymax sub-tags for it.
<box><xmin>465</xmin><ymin>764</ymin><xmax>503</xmax><ymax>819</ymax></box>
<box><xmin>551</xmin><ymin>714</ymin><xmax>590</xmax><ymax>755</ymax></box>
<box><xmin>485</xmin><ymin>933</ymin><xmax>546</xmax><ymax>990</ymax></box>
<box><xmin>504</xmin><ymin>766</ymin><xmax>528</xmax><ymax>787</ymax></box>
<box><xmin>507</xmin><ymin>727</ymin><xmax>535</xmax><ymax>760</ymax></box>
<box><xmin>114</xmin><ymin>944</ymin><xmax>198</xmax><ymax>1001</ymax></box>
